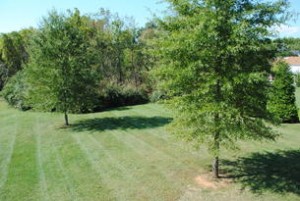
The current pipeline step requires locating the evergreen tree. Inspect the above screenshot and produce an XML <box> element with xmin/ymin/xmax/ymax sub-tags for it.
<box><xmin>268</xmin><ymin>61</ymin><xmax>299</xmax><ymax>123</ymax></box>
<box><xmin>155</xmin><ymin>0</ymin><xmax>288</xmax><ymax>178</ymax></box>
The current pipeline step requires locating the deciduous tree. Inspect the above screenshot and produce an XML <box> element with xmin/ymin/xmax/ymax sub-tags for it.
<box><xmin>27</xmin><ymin>9</ymin><xmax>97</xmax><ymax>125</ymax></box>
<box><xmin>155</xmin><ymin>0</ymin><xmax>288</xmax><ymax>178</ymax></box>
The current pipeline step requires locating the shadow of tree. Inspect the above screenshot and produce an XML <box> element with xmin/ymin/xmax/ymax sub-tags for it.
<box><xmin>222</xmin><ymin>150</ymin><xmax>300</xmax><ymax>195</ymax></box>
<box><xmin>71</xmin><ymin>116</ymin><xmax>172</xmax><ymax>132</ymax></box>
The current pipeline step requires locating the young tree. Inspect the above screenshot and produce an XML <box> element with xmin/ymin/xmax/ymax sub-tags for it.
<box><xmin>268</xmin><ymin>61</ymin><xmax>299</xmax><ymax>123</ymax></box>
<box><xmin>27</xmin><ymin>9</ymin><xmax>97</xmax><ymax>125</ymax></box>
<box><xmin>155</xmin><ymin>0</ymin><xmax>288</xmax><ymax>178</ymax></box>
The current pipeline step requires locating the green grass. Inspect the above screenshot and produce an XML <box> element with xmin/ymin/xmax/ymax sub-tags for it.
<box><xmin>296</xmin><ymin>87</ymin><xmax>300</xmax><ymax>111</ymax></box>
<box><xmin>0</xmin><ymin>101</ymin><xmax>300</xmax><ymax>201</ymax></box>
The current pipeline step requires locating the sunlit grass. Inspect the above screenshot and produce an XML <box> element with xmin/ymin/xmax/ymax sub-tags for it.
<box><xmin>296</xmin><ymin>87</ymin><xmax>300</xmax><ymax>109</ymax></box>
<box><xmin>0</xmin><ymin>101</ymin><xmax>299</xmax><ymax>201</ymax></box>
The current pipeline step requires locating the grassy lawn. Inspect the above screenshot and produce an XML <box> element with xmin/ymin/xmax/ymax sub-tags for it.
<box><xmin>296</xmin><ymin>87</ymin><xmax>300</xmax><ymax>113</ymax></box>
<box><xmin>0</xmin><ymin>100</ymin><xmax>300</xmax><ymax>201</ymax></box>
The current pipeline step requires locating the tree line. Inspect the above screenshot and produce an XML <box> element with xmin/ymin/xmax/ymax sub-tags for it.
<box><xmin>0</xmin><ymin>0</ymin><xmax>299</xmax><ymax>178</ymax></box>
<box><xmin>274</xmin><ymin>37</ymin><xmax>300</xmax><ymax>57</ymax></box>
<box><xmin>0</xmin><ymin>9</ymin><xmax>157</xmax><ymax>119</ymax></box>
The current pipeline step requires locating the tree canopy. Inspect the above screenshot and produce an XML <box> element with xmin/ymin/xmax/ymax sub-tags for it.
<box><xmin>26</xmin><ymin>9</ymin><xmax>98</xmax><ymax>125</ymax></box>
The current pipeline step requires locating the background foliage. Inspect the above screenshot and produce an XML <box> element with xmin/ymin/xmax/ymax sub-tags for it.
<box><xmin>0</xmin><ymin>9</ymin><xmax>157</xmax><ymax>113</ymax></box>
<box><xmin>268</xmin><ymin>61</ymin><xmax>299</xmax><ymax>123</ymax></box>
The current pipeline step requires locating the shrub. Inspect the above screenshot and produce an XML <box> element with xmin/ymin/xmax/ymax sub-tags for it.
<box><xmin>1</xmin><ymin>71</ymin><xmax>31</xmax><ymax>111</ymax></box>
<box><xmin>150</xmin><ymin>90</ymin><xmax>167</xmax><ymax>102</ymax></box>
<box><xmin>96</xmin><ymin>83</ymin><xmax>149</xmax><ymax>110</ymax></box>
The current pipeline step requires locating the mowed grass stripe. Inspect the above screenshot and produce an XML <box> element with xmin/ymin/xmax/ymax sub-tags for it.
<box><xmin>35</xmin><ymin>123</ymin><xmax>50</xmax><ymax>201</ymax></box>
<box><xmin>115</xmin><ymin>114</ymin><xmax>201</xmax><ymax>173</ymax></box>
<box><xmin>1</xmin><ymin>100</ymin><xmax>300</xmax><ymax>201</ymax></box>
<box><xmin>72</xmin><ymin>134</ymin><xmax>118</xmax><ymax>200</ymax></box>
<box><xmin>71</xmin><ymin>107</ymin><xmax>192</xmax><ymax>200</ymax></box>
<box><xmin>75</xmin><ymin>131</ymin><xmax>180</xmax><ymax>201</ymax></box>
<box><xmin>70</xmin><ymin>104</ymin><xmax>185</xmax><ymax>201</ymax></box>
<box><xmin>75</xmin><ymin>132</ymin><xmax>159</xmax><ymax>201</ymax></box>
<box><xmin>0</xmin><ymin>123</ymin><xmax>17</xmax><ymax>190</ymax></box>
<box><xmin>0</xmin><ymin>114</ymin><xmax>39</xmax><ymax>201</ymax></box>
<box><xmin>114</xmin><ymin>109</ymin><xmax>199</xmax><ymax>162</ymax></box>
<box><xmin>108</xmin><ymin>105</ymin><xmax>207</xmax><ymax>174</ymax></box>
<box><xmin>75</xmin><ymin>133</ymin><xmax>137</xmax><ymax>200</ymax></box>
<box><xmin>105</xmin><ymin>130</ymin><xmax>181</xmax><ymax>200</ymax></box>
<box><xmin>41</xmin><ymin>130</ymin><xmax>79</xmax><ymax>200</ymax></box>
<box><xmin>0</xmin><ymin>105</ymin><xmax>18</xmax><ymax>192</ymax></box>
<box><xmin>35</xmin><ymin>115</ymin><xmax>116</xmax><ymax>201</ymax></box>
<box><xmin>73</xmin><ymin>105</ymin><xmax>207</xmax><ymax>200</ymax></box>
<box><xmin>34</xmin><ymin>114</ymin><xmax>74</xmax><ymax>201</ymax></box>
<box><xmin>107</xmin><ymin>130</ymin><xmax>191</xmax><ymax>200</ymax></box>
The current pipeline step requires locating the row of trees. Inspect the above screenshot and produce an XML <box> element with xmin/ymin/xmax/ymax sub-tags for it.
<box><xmin>0</xmin><ymin>0</ymin><xmax>299</xmax><ymax>178</ymax></box>
<box><xmin>1</xmin><ymin>9</ymin><xmax>158</xmax><ymax>124</ymax></box>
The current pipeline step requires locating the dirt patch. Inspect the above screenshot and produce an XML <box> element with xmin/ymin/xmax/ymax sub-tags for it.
<box><xmin>195</xmin><ymin>175</ymin><xmax>217</xmax><ymax>189</ymax></box>
<box><xmin>194</xmin><ymin>174</ymin><xmax>231</xmax><ymax>189</ymax></box>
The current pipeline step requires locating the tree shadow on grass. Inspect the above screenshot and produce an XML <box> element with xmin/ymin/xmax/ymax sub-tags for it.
<box><xmin>222</xmin><ymin>149</ymin><xmax>300</xmax><ymax>195</ymax></box>
<box><xmin>70</xmin><ymin>116</ymin><xmax>172</xmax><ymax>132</ymax></box>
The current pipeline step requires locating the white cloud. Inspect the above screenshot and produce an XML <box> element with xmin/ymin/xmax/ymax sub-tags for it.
<box><xmin>273</xmin><ymin>24</ymin><xmax>300</xmax><ymax>38</ymax></box>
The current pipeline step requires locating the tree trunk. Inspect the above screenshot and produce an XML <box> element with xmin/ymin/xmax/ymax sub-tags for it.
<box><xmin>63</xmin><ymin>88</ymin><xmax>69</xmax><ymax>126</ymax></box>
<box><xmin>212</xmin><ymin>131</ymin><xmax>220</xmax><ymax>178</ymax></box>
<box><xmin>64</xmin><ymin>111</ymin><xmax>69</xmax><ymax>126</ymax></box>
<box><xmin>212</xmin><ymin>156</ymin><xmax>219</xmax><ymax>178</ymax></box>
<box><xmin>212</xmin><ymin>77</ymin><xmax>221</xmax><ymax>178</ymax></box>
<box><xmin>117</xmin><ymin>53</ymin><xmax>123</xmax><ymax>85</ymax></box>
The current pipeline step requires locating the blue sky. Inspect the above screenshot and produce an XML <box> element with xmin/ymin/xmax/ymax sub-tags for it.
<box><xmin>275</xmin><ymin>0</ymin><xmax>300</xmax><ymax>37</ymax></box>
<box><xmin>0</xmin><ymin>0</ymin><xmax>299</xmax><ymax>37</ymax></box>
<box><xmin>0</xmin><ymin>0</ymin><xmax>167</xmax><ymax>32</ymax></box>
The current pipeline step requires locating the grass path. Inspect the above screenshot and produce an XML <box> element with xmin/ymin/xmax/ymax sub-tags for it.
<box><xmin>0</xmin><ymin>101</ymin><xmax>300</xmax><ymax>200</ymax></box>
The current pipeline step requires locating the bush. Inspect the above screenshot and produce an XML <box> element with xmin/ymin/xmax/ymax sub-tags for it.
<box><xmin>1</xmin><ymin>71</ymin><xmax>31</xmax><ymax>110</ymax></box>
<box><xmin>268</xmin><ymin>61</ymin><xmax>299</xmax><ymax>123</ymax></box>
<box><xmin>150</xmin><ymin>90</ymin><xmax>167</xmax><ymax>102</ymax></box>
<box><xmin>96</xmin><ymin>83</ymin><xmax>149</xmax><ymax>110</ymax></box>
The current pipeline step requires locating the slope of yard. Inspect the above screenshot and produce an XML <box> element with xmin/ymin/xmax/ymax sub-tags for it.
<box><xmin>0</xmin><ymin>100</ymin><xmax>299</xmax><ymax>201</ymax></box>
